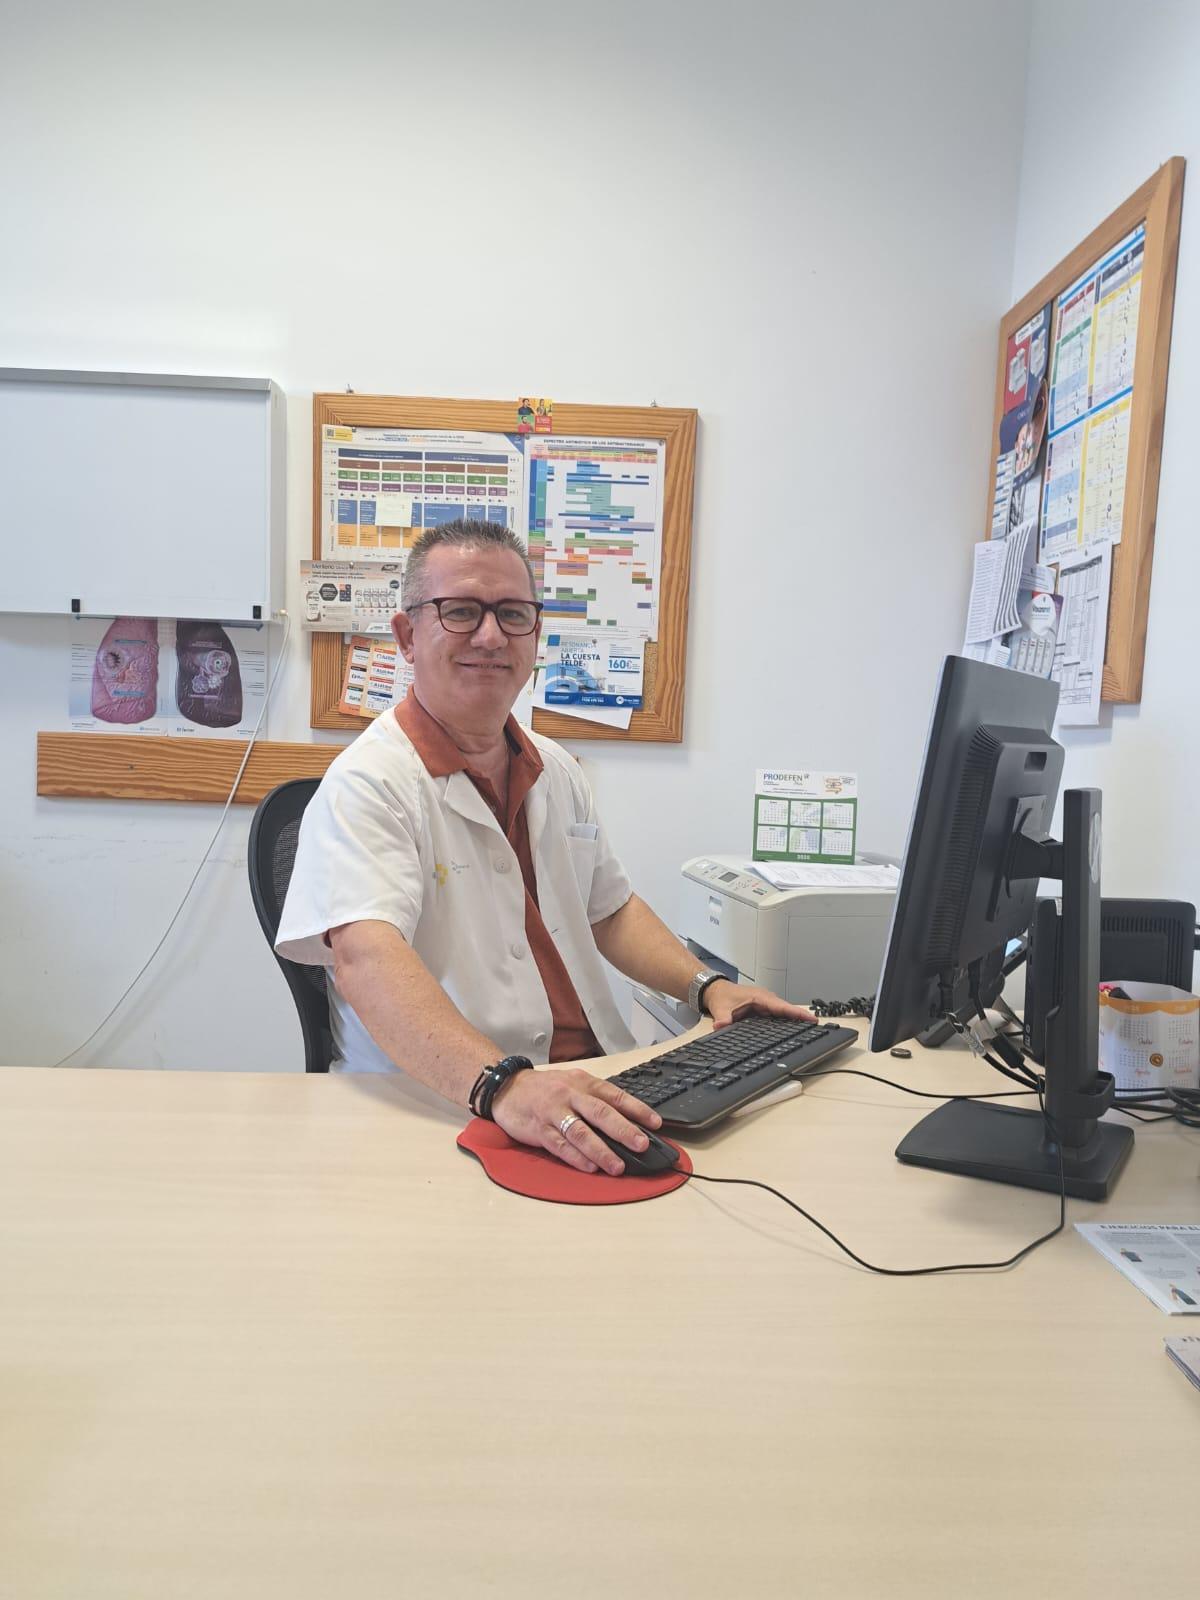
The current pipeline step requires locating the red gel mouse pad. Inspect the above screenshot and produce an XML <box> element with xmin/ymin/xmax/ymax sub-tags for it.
<box><xmin>457</xmin><ymin>1119</ymin><xmax>692</xmax><ymax>1205</ymax></box>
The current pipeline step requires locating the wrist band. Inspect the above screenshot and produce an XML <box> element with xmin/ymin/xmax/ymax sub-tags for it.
<box><xmin>469</xmin><ymin>1055</ymin><xmax>534</xmax><ymax>1121</ymax></box>
<box><xmin>695</xmin><ymin>973</ymin><xmax>726</xmax><ymax>1016</ymax></box>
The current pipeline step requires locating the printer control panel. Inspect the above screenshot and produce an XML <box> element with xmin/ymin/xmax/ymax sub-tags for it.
<box><xmin>686</xmin><ymin>858</ymin><xmax>776</xmax><ymax>907</ymax></box>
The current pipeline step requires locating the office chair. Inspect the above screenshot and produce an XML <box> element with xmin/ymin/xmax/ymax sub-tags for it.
<box><xmin>247</xmin><ymin>778</ymin><xmax>334</xmax><ymax>1073</ymax></box>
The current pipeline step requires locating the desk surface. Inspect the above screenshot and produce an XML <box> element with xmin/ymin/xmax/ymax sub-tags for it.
<box><xmin>2</xmin><ymin>1027</ymin><xmax>1198</xmax><ymax>1600</ymax></box>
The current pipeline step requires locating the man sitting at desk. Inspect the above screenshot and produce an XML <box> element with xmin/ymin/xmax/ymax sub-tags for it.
<box><xmin>277</xmin><ymin>520</ymin><xmax>810</xmax><ymax>1173</ymax></box>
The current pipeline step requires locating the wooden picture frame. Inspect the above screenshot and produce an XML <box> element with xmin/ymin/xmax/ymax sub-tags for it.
<box><xmin>986</xmin><ymin>158</ymin><xmax>1184</xmax><ymax>704</ymax></box>
<box><xmin>310</xmin><ymin>395</ymin><xmax>697</xmax><ymax>741</ymax></box>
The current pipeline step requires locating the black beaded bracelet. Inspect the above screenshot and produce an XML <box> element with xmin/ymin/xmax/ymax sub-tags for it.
<box><xmin>468</xmin><ymin>1055</ymin><xmax>534</xmax><ymax>1121</ymax></box>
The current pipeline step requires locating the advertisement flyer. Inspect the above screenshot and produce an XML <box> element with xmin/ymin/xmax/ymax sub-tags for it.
<box><xmin>541</xmin><ymin>632</ymin><xmax>644</xmax><ymax>708</ymax></box>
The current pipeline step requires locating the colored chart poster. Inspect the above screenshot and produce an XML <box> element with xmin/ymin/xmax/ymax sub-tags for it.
<box><xmin>1041</xmin><ymin>226</ymin><xmax>1144</xmax><ymax>562</ymax></box>
<box><xmin>320</xmin><ymin>425</ymin><xmax>525</xmax><ymax>560</ymax></box>
<box><xmin>526</xmin><ymin>436</ymin><xmax>665</xmax><ymax>640</ymax></box>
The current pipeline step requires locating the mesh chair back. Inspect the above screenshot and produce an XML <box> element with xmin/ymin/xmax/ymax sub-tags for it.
<box><xmin>247</xmin><ymin>778</ymin><xmax>334</xmax><ymax>1072</ymax></box>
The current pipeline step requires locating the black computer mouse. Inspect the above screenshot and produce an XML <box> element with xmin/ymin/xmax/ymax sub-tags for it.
<box><xmin>589</xmin><ymin>1125</ymin><xmax>681</xmax><ymax>1177</ymax></box>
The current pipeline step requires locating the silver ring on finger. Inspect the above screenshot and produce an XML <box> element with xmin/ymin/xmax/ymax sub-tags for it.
<box><xmin>559</xmin><ymin>1114</ymin><xmax>580</xmax><ymax>1138</ymax></box>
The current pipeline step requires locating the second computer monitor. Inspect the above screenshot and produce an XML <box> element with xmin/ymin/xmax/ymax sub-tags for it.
<box><xmin>870</xmin><ymin>655</ymin><xmax>1062</xmax><ymax>1052</ymax></box>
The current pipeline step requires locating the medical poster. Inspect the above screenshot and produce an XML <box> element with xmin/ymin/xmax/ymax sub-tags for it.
<box><xmin>69</xmin><ymin>618</ymin><xmax>268</xmax><ymax>739</ymax></box>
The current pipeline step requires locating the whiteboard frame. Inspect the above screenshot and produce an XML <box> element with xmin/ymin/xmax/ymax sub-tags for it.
<box><xmin>0</xmin><ymin>367</ymin><xmax>286</xmax><ymax>624</ymax></box>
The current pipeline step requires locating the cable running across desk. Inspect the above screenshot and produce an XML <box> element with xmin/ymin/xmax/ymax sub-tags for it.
<box><xmin>667</xmin><ymin>1041</ymin><xmax>1066</xmax><ymax>1277</ymax></box>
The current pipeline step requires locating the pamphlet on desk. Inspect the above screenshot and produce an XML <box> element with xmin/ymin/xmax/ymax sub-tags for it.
<box><xmin>1076</xmin><ymin>1224</ymin><xmax>1200</xmax><ymax>1313</ymax></box>
<box><xmin>1164</xmin><ymin>1337</ymin><xmax>1200</xmax><ymax>1391</ymax></box>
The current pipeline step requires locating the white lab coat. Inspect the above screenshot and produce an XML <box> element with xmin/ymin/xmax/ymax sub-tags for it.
<box><xmin>275</xmin><ymin>711</ymin><xmax>636</xmax><ymax>1084</ymax></box>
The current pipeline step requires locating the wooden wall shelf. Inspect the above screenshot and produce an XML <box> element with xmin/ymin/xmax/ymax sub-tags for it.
<box><xmin>36</xmin><ymin>733</ymin><xmax>340</xmax><ymax>806</ymax></box>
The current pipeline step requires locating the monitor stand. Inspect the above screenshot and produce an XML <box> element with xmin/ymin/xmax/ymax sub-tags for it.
<box><xmin>896</xmin><ymin>789</ymin><xmax>1133</xmax><ymax>1201</ymax></box>
<box><xmin>896</xmin><ymin>1098</ymin><xmax>1132</xmax><ymax>1200</ymax></box>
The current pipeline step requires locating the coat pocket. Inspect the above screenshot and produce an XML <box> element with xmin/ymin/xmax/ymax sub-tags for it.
<box><xmin>565</xmin><ymin>833</ymin><xmax>598</xmax><ymax>905</ymax></box>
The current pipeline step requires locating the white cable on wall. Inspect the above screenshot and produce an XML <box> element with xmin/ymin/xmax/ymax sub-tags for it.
<box><xmin>52</xmin><ymin>609</ymin><xmax>293</xmax><ymax>1068</ymax></box>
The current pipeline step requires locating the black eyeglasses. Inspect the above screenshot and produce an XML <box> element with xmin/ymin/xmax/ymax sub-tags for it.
<box><xmin>407</xmin><ymin>597</ymin><xmax>543</xmax><ymax>637</ymax></box>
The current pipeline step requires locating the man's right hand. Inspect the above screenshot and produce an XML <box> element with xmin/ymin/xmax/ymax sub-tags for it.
<box><xmin>490</xmin><ymin>1066</ymin><xmax>662</xmax><ymax>1176</ymax></box>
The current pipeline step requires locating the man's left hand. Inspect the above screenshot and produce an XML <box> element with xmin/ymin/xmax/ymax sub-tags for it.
<box><xmin>703</xmin><ymin>979</ymin><xmax>816</xmax><ymax>1030</ymax></box>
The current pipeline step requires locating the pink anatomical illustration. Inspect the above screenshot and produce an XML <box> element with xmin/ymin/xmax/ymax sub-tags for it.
<box><xmin>90</xmin><ymin>617</ymin><xmax>160</xmax><ymax>724</ymax></box>
<box><xmin>175</xmin><ymin>620</ymin><xmax>243</xmax><ymax>728</ymax></box>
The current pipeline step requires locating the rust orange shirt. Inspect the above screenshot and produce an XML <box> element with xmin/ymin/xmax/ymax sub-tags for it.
<box><xmin>394</xmin><ymin>692</ymin><xmax>602</xmax><ymax>1063</ymax></box>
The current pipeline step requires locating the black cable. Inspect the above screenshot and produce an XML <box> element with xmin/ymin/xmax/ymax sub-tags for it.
<box><xmin>680</xmin><ymin>1152</ymin><xmax>1065</xmax><ymax>1277</ymax></box>
<box><xmin>955</xmin><ymin>1013</ymin><xmax>1044</xmax><ymax>1093</ymax></box>
<box><xmin>796</xmin><ymin>1064</ymin><xmax>1036</xmax><ymax>1102</ymax></box>
<box><xmin>673</xmin><ymin>1067</ymin><xmax>1066</xmax><ymax>1277</ymax></box>
<box><xmin>771</xmin><ymin>981</ymin><xmax>1195</xmax><ymax>1268</ymax></box>
<box><xmin>1113</xmin><ymin>1088</ymin><xmax>1200</xmax><ymax>1129</ymax></box>
<box><xmin>985</xmin><ymin>994</ymin><xmax>1200</xmax><ymax>1131</ymax></box>
<box><xmin>808</xmin><ymin>995</ymin><xmax>874</xmax><ymax>1019</ymax></box>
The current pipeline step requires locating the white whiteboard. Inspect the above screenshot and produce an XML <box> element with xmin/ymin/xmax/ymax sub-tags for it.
<box><xmin>1</xmin><ymin>369</ymin><xmax>285</xmax><ymax>622</ymax></box>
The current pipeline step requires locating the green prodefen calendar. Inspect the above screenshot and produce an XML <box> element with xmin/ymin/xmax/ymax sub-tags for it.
<box><xmin>752</xmin><ymin>770</ymin><xmax>858</xmax><ymax>864</ymax></box>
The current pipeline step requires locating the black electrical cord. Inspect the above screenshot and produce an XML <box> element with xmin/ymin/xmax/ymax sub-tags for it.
<box><xmin>1113</xmin><ymin>1088</ymin><xmax>1200</xmax><ymax>1129</ymax></box>
<box><xmin>984</xmin><ymin>988</ymin><xmax>1200</xmax><ymax>1131</ymax></box>
<box><xmin>796</xmin><ymin>1065</ymin><xmax>1037</xmax><ymax>1102</ymax></box>
<box><xmin>809</xmin><ymin>995</ymin><xmax>874</xmax><ymax>1019</ymax></box>
<box><xmin>673</xmin><ymin>1062</ymin><xmax>1066</xmax><ymax>1277</ymax></box>
<box><xmin>704</xmin><ymin>987</ymin><xmax>1192</xmax><ymax>1274</ymax></box>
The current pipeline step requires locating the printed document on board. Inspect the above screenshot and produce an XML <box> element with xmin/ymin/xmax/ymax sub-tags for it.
<box><xmin>963</xmin><ymin>521</ymin><xmax>1033</xmax><ymax>644</ymax></box>
<box><xmin>1051</xmin><ymin>542</ymin><xmax>1111</xmax><ymax>726</ymax></box>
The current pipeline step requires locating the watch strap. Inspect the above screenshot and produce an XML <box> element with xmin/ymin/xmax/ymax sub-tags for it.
<box><xmin>689</xmin><ymin>968</ymin><xmax>726</xmax><ymax>1014</ymax></box>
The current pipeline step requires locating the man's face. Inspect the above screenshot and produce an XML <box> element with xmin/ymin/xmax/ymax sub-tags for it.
<box><xmin>392</xmin><ymin>544</ymin><xmax>541</xmax><ymax>731</ymax></box>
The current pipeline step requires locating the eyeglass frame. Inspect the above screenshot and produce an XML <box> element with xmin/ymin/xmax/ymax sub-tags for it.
<box><xmin>404</xmin><ymin>596</ymin><xmax>545</xmax><ymax>637</ymax></box>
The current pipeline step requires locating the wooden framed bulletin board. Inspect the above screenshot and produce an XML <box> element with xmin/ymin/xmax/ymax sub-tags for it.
<box><xmin>310</xmin><ymin>394</ymin><xmax>697</xmax><ymax>741</ymax></box>
<box><xmin>985</xmin><ymin>158</ymin><xmax>1184</xmax><ymax>704</ymax></box>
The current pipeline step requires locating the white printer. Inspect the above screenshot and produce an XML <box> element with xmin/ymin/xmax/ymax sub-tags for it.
<box><xmin>679</xmin><ymin>854</ymin><xmax>897</xmax><ymax>1001</ymax></box>
<box><xmin>628</xmin><ymin>855</ymin><xmax>899</xmax><ymax>1047</ymax></box>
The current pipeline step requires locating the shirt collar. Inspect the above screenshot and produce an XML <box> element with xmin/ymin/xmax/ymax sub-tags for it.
<box><xmin>393</xmin><ymin>688</ymin><xmax>543</xmax><ymax>783</ymax></box>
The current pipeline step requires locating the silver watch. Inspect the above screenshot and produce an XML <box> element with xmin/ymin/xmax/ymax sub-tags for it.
<box><xmin>688</xmin><ymin>968</ymin><xmax>725</xmax><ymax>1014</ymax></box>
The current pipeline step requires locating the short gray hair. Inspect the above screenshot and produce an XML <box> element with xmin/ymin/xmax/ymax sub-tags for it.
<box><xmin>403</xmin><ymin>519</ymin><xmax>537</xmax><ymax>607</ymax></box>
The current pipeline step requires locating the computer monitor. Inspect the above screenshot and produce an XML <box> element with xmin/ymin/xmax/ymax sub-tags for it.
<box><xmin>869</xmin><ymin>654</ymin><xmax>1133</xmax><ymax>1200</ymax></box>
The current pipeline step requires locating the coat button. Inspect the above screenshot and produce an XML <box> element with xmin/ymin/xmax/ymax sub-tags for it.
<box><xmin>532</xmin><ymin>1031</ymin><xmax>548</xmax><ymax>1049</ymax></box>
<box><xmin>493</xmin><ymin>858</ymin><xmax>510</xmax><ymax>873</ymax></box>
<box><xmin>510</xmin><ymin>942</ymin><xmax>526</xmax><ymax>959</ymax></box>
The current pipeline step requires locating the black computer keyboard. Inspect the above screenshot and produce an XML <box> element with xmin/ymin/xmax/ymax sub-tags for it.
<box><xmin>608</xmin><ymin>1015</ymin><xmax>859</xmax><ymax>1131</ymax></box>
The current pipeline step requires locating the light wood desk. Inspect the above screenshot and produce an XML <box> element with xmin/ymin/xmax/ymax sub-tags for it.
<box><xmin>2</xmin><ymin>1026</ymin><xmax>1197</xmax><ymax>1600</ymax></box>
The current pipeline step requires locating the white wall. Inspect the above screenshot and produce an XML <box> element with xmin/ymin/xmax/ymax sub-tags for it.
<box><xmin>0</xmin><ymin>0</ymin><xmax>1032</xmax><ymax>1070</ymax></box>
<box><xmin>1013</xmin><ymin>0</ymin><xmax>1199</xmax><ymax>906</ymax></box>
